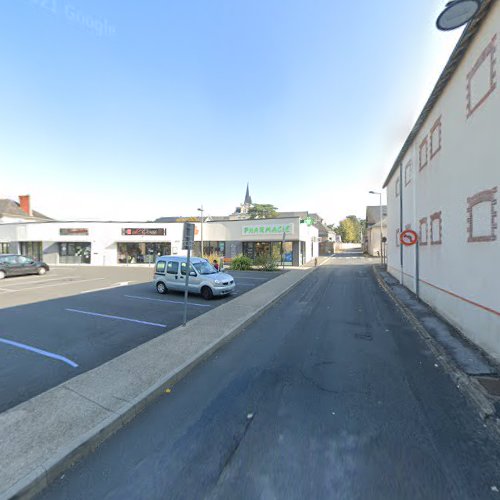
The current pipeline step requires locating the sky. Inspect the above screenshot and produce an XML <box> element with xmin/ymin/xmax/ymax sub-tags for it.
<box><xmin>0</xmin><ymin>0</ymin><xmax>462</xmax><ymax>225</ymax></box>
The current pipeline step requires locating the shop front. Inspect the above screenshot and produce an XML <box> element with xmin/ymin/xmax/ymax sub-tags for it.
<box><xmin>20</xmin><ymin>241</ymin><xmax>43</xmax><ymax>261</ymax></box>
<box><xmin>58</xmin><ymin>242</ymin><xmax>91</xmax><ymax>264</ymax></box>
<box><xmin>242</xmin><ymin>241</ymin><xmax>293</xmax><ymax>265</ymax></box>
<box><xmin>117</xmin><ymin>242</ymin><xmax>172</xmax><ymax>264</ymax></box>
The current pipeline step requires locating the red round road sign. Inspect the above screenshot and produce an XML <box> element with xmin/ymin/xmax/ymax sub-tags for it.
<box><xmin>400</xmin><ymin>229</ymin><xmax>418</xmax><ymax>246</ymax></box>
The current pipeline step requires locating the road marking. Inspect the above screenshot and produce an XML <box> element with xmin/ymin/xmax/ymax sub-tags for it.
<box><xmin>0</xmin><ymin>276</ymin><xmax>81</xmax><ymax>288</ymax></box>
<box><xmin>124</xmin><ymin>295</ymin><xmax>212</xmax><ymax>308</ymax></box>
<box><xmin>6</xmin><ymin>278</ymin><xmax>106</xmax><ymax>293</ymax></box>
<box><xmin>65</xmin><ymin>308</ymin><xmax>167</xmax><ymax>327</ymax></box>
<box><xmin>0</xmin><ymin>337</ymin><xmax>78</xmax><ymax>368</ymax></box>
<box><xmin>80</xmin><ymin>281</ymin><xmax>134</xmax><ymax>294</ymax></box>
<box><xmin>231</xmin><ymin>276</ymin><xmax>268</xmax><ymax>281</ymax></box>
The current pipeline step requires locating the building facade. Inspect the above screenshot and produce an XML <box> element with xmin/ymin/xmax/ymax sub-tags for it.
<box><xmin>0</xmin><ymin>217</ymin><xmax>318</xmax><ymax>267</ymax></box>
<box><xmin>383</xmin><ymin>1</ymin><xmax>500</xmax><ymax>360</ymax></box>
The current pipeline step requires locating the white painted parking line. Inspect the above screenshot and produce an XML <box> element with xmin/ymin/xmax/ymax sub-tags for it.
<box><xmin>0</xmin><ymin>276</ymin><xmax>81</xmax><ymax>288</ymax></box>
<box><xmin>124</xmin><ymin>295</ymin><xmax>212</xmax><ymax>308</ymax></box>
<box><xmin>6</xmin><ymin>278</ymin><xmax>106</xmax><ymax>293</ymax></box>
<box><xmin>0</xmin><ymin>336</ymin><xmax>78</xmax><ymax>368</ymax></box>
<box><xmin>65</xmin><ymin>308</ymin><xmax>167</xmax><ymax>327</ymax></box>
<box><xmin>80</xmin><ymin>282</ymin><xmax>134</xmax><ymax>294</ymax></box>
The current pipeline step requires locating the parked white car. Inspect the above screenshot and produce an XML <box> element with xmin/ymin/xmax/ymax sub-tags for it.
<box><xmin>153</xmin><ymin>256</ymin><xmax>235</xmax><ymax>300</ymax></box>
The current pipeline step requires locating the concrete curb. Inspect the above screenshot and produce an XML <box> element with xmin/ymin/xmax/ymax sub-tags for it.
<box><xmin>1</xmin><ymin>267</ymin><xmax>317</xmax><ymax>500</ymax></box>
<box><xmin>372</xmin><ymin>265</ymin><xmax>497</xmax><ymax>423</ymax></box>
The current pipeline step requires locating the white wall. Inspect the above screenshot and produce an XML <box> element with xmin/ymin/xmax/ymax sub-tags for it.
<box><xmin>385</xmin><ymin>4</ymin><xmax>500</xmax><ymax>360</ymax></box>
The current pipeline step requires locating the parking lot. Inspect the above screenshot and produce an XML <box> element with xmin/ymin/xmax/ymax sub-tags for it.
<box><xmin>0</xmin><ymin>266</ymin><xmax>283</xmax><ymax>413</ymax></box>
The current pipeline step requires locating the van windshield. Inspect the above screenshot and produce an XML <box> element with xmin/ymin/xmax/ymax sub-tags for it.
<box><xmin>193</xmin><ymin>261</ymin><xmax>217</xmax><ymax>275</ymax></box>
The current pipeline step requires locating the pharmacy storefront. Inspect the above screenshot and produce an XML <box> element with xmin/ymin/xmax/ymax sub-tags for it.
<box><xmin>0</xmin><ymin>217</ymin><xmax>318</xmax><ymax>267</ymax></box>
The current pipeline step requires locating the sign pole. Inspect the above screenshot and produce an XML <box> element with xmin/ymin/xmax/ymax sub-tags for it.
<box><xmin>183</xmin><ymin>244</ymin><xmax>191</xmax><ymax>326</ymax></box>
<box><xmin>415</xmin><ymin>240</ymin><xmax>420</xmax><ymax>301</ymax></box>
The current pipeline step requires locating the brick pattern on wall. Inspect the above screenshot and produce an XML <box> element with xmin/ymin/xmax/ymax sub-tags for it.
<box><xmin>404</xmin><ymin>161</ymin><xmax>412</xmax><ymax>186</ymax></box>
<box><xmin>466</xmin><ymin>34</ymin><xmax>497</xmax><ymax>118</ymax></box>
<box><xmin>467</xmin><ymin>186</ymin><xmax>498</xmax><ymax>242</ymax></box>
<box><xmin>430</xmin><ymin>116</ymin><xmax>442</xmax><ymax>159</ymax></box>
<box><xmin>419</xmin><ymin>137</ymin><xmax>428</xmax><ymax>171</ymax></box>
<box><xmin>430</xmin><ymin>211</ymin><xmax>442</xmax><ymax>245</ymax></box>
<box><xmin>419</xmin><ymin>217</ymin><xmax>428</xmax><ymax>246</ymax></box>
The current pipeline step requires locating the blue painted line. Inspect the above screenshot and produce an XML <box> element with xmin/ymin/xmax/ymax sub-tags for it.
<box><xmin>65</xmin><ymin>308</ymin><xmax>167</xmax><ymax>327</ymax></box>
<box><xmin>0</xmin><ymin>337</ymin><xmax>78</xmax><ymax>368</ymax></box>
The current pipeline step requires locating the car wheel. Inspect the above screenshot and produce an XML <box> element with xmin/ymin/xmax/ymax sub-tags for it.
<box><xmin>201</xmin><ymin>286</ymin><xmax>213</xmax><ymax>300</ymax></box>
<box><xmin>38</xmin><ymin>267</ymin><xmax>47</xmax><ymax>275</ymax></box>
<box><xmin>0</xmin><ymin>271</ymin><xmax>5</xmax><ymax>280</ymax></box>
<box><xmin>156</xmin><ymin>281</ymin><xmax>168</xmax><ymax>294</ymax></box>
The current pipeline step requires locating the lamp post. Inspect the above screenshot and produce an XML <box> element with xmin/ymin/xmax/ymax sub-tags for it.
<box><xmin>369</xmin><ymin>191</ymin><xmax>383</xmax><ymax>264</ymax></box>
<box><xmin>197</xmin><ymin>206</ymin><xmax>204</xmax><ymax>258</ymax></box>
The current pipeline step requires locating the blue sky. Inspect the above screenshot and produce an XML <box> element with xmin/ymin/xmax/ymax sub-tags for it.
<box><xmin>0</xmin><ymin>1</ymin><xmax>461</xmax><ymax>224</ymax></box>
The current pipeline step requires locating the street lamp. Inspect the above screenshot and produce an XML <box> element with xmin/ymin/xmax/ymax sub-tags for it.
<box><xmin>197</xmin><ymin>205</ymin><xmax>204</xmax><ymax>258</ymax></box>
<box><xmin>369</xmin><ymin>191</ymin><xmax>384</xmax><ymax>265</ymax></box>
<box><xmin>436</xmin><ymin>0</ymin><xmax>481</xmax><ymax>31</ymax></box>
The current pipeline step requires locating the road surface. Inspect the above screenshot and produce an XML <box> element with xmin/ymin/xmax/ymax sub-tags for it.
<box><xmin>39</xmin><ymin>257</ymin><xmax>500</xmax><ymax>500</ymax></box>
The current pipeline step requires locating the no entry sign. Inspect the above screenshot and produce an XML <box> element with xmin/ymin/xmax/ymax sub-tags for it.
<box><xmin>400</xmin><ymin>229</ymin><xmax>418</xmax><ymax>246</ymax></box>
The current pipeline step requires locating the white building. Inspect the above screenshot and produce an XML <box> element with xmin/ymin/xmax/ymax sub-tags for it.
<box><xmin>364</xmin><ymin>205</ymin><xmax>387</xmax><ymax>258</ymax></box>
<box><xmin>0</xmin><ymin>217</ymin><xmax>318</xmax><ymax>267</ymax></box>
<box><xmin>383</xmin><ymin>0</ymin><xmax>500</xmax><ymax>359</ymax></box>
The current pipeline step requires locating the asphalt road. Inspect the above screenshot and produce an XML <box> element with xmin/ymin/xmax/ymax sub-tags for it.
<box><xmin>39</xmin><ymin>258</ymin><xmax>500</xmax><ymax>500</ymax></box>
<box><xmin>0</xmin><ymin>267</ymin><xmax>280</xmax><ymax>413</ymax></box>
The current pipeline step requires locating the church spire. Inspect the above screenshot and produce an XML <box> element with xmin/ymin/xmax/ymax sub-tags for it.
<box><xmin>244</xmin><ymin>182</ymin><xmax>252</xmax><ymax>205</ymax></box>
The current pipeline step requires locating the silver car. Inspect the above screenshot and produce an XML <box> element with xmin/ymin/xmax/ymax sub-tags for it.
<box><xmin>153</xmin><ymin>256</ymin><xmax>235</xmax><ymax>300</ymax></box>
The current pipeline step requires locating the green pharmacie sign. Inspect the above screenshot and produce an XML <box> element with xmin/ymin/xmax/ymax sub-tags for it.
<box><xmin>242</xmin><ymin>224</ymin><xmax>294</xmax><ymax>236</ymax></box>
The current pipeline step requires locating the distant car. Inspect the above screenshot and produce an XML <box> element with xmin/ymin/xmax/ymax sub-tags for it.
<box><xmin>153</xmin><ymin>255</ymin><xmax>235</xmax><ymax>300</ymax></box>
<box><xmin>0</xmin><ymin>254</ymin><xmax>50</xmax><ymax>279</ymax></box>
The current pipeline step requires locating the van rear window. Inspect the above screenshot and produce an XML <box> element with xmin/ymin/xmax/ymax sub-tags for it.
<box><xmin>156</xmin><ymin>261</ymin><xmax>166</xmax><ymax>273</ymax></box>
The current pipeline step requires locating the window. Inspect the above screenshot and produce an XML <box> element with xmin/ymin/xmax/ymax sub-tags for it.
<box><xmin>20</xmin><ymin>241</ymin><xmax>43</xmax><ymax>261</ymax></box>
<box><xmin>395</xmin><ymin>177</ymin><xmax>400</xmax><ymax>197</ymax></box>
<box><xmin>467</xmin><ymin>35</ymin><xmax>497</xmax><ymax>118</ymax></box>
<box><xmin>180</xmin><ymin>262</ymin><xmax>196</xmax><ymax>275</ymax></box>
<box><xmin>167</xmin><ymin>261</ymin><xmax>179</xmax><ymax>274</ymax></box>
<box><xmin>467</xmin><ymin>187</ymin><xmax>498</xmax><ymax>242</ymax></box>
<box><xmin>156</xmin><ymin>261</ymin><xmax>166</xmax><ymax>274</ymax></box>
<box><xmin>430</xmin><ymin>117</ymin><xmax>442</xmax><ymax>159</ymax></box>
<box><xmin>117</xmin><ymin>242</ymin><xmax>171</xmax><ymax>264</ymax></box>
<box><xmin>419</xmin><ymin>217</ymin><xmax>428</xmax><ymax>246</ymax></box>
<box><xmin>419</xmin><ymin>137</ymin><xmax>428</xmax><ymax>170</ymax></box>
<box><xmin>430</xmin><ymin>212</ymin><xmax>442</xmax><ymax>245</ymax></box>
<box><xmin>404</xmin><ymin>161</ymin><xmax>412</xmax><ymax>186</ymax></box>
<box><xmin>59</xmin><ymin>242</ymin><xmax>91</xmax><ymax>264</ymax></box>
<box><xmin>396</xmin><ymin>228</ymin><xmax>400</xmax><ymax>247</ymax></box>
<box><xmin>0</xmin><ymin>243</ymin><xmax>10</xmax><ymax>253</ymax></box>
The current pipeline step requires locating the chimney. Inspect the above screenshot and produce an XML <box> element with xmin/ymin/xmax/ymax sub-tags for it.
<box><xmin>19</xmin><ymin>195</ymin><xmax>32</xmax><ymax>216</ymax></box>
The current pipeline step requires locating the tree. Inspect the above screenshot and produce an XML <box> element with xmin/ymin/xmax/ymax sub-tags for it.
<box><xmin>336</xmin><ymin>215</ymin><xmax>363</xmax><ymax>243</ymax></box>
<box><xmin>248</xmin><ymin>203</ymin><xmax>278</xmax><ymax>219</ymax></box>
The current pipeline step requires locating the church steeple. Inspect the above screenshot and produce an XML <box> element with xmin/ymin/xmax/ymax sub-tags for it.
<box><xmin>244</xmin><ymin>182</ymin><xmax>252</xmax><ymax>206</ymax></box>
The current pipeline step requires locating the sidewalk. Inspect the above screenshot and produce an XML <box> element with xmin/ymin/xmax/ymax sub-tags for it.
<box><xmin>0</xmin><ymin>268</ymin><xmax>314</xmax><ymax>500</ymax></box>
<box><xmin>374</xmin><ymin>265</ymin><xmax>500</xmax><ymax>421</ymax></box>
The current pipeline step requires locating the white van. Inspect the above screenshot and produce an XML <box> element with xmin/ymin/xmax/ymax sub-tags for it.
<box><xmin>153</xmin><ymin>256</ymin><xmax>235</xmax><ymax>300</ymax></box>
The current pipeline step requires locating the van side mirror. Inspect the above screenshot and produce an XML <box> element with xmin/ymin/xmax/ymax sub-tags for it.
<box><xmin>190</xmin><ymin>271</ymin><xmax>197</xmax><ymax>277</ymax></box>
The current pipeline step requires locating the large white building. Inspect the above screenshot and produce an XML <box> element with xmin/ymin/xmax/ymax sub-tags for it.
<box><xmin>0</xmin><ymin>217</ymin><xmax>318</xmax><ymax>267</ymax></box>
<box><xmin>383</xmin><ymin>0</ymin><xmax>500</xmax><ymax>360</ymax></box>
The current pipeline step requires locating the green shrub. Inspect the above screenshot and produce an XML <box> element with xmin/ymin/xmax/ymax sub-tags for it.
<box><xmin>230</xmin><ymin>254</ymin><xmax>253</xmax><ymax>271</ymax></box>
<box><xmin>254</xmin><ymin>254</ymin><xmax>279</xmax><ymax>271</ymax></box>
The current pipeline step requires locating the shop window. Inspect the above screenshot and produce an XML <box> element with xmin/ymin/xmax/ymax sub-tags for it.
<box><xmin>430</xmin><ymin>117</ymin><xmax>442</xmax><ymax>159</ymax></box>
<box><xmin>430</xmin><ymin>212</ymin><xmax>442</xmax><ymax>245</ymax></box>
<box><xmin>419</xmin><ymin>217</ymin><xmax>428</xmax><ymax>246</ymax></box>
<box><xmin>467</xmin><ymin>187</ymin><xmax>498</xmax><ymax>242</ymax></box>
<box><xmin>59</xmin><ymin>242</ymin><xmax>91</xmax><ymax>264</ymax></box>
<box><xmin>419</xmin><ymin>137</ymin><xmax>428</xmax><ymax>170</ymax></box>
<box><xmin>404</xmin><ymin>161</ymin><xmax>412</xmax><ymax>186</ymax></box>
<box><xmin>467</xmin><ymin>35</ymin><xmax>497</xmax><ymax>118</ymax></box>
<box><xmin>0</xmin><ymin>243</ymin><xmax>10</xmax><ymax>254</ymax></box>
<box><xmin>117</xmin><ymin>242</ymin><xmax>171</xmax><ymax>264</ymax></box>
<box><xmin>20</xmin><ymin>242</ymin><xmax>43</xmax><ymax>261</ymax></box>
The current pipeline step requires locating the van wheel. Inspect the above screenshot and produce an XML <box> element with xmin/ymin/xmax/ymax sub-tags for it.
<box><xmin>156</xmin><ymin>282</ymin><xmax>168</xmax><ymax>294</ymax></box>
<box><xmin>0</xmin><ymin>271</ymin><xmax>5</xmax><ymax>280</ymax></box>
<box><xmin>201</xmin><ymin>286</ymin><xmax>213</xmax><ymax>300</ymax></box>
<box><xmin>38</xmin><ymin>268</ymin><xmax>47</xmax><ymax>275</ymax></box>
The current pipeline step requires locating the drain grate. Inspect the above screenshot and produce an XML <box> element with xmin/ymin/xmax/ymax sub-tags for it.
<box><xmin>475</xmin><ymin>376</ymin><xmax>500</xmax><ymax>397</ymax></box>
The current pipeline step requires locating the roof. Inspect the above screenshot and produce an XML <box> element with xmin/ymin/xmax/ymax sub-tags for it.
<box><xmin>382</xmin><ymin>0</ymin><xmax>495</xmax><ymax>188</ymax></box>
<box><xmin>366</xmin><ymin>205</ymin><xmax>388</xmax><ymax>225</ymax></box>
<box><xmin>0</xmin><ymin>199</ymin><xmax>52</xmax><ymax>220</ymax></box>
